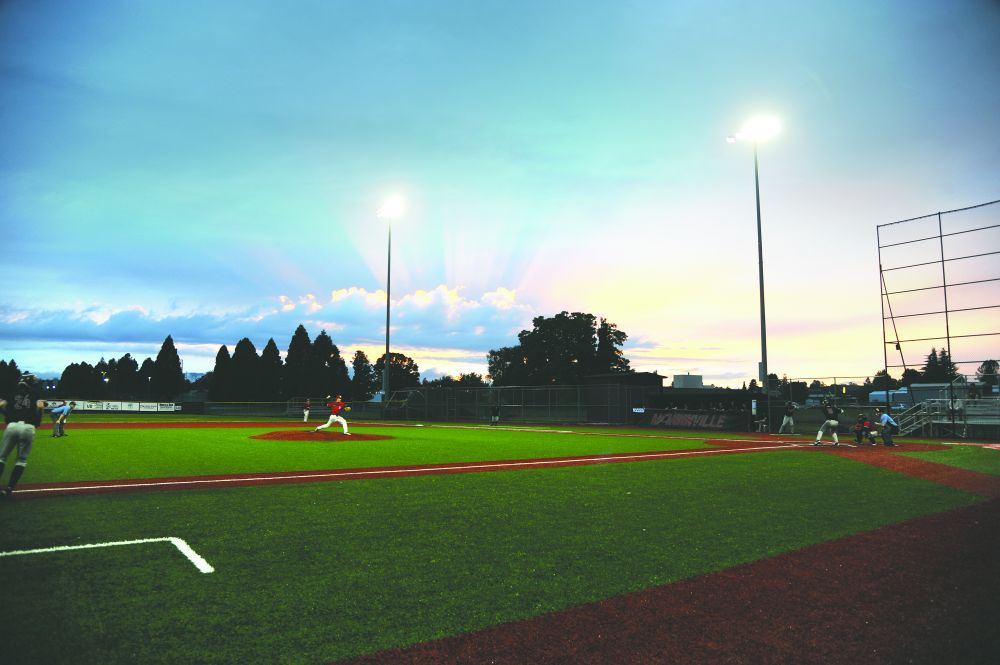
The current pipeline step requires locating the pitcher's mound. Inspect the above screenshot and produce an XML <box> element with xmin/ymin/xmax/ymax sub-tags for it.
<box><xmin>251</xmin><ymin>431</ymin><xmax>394</xmax><ymax>442</ymax></box>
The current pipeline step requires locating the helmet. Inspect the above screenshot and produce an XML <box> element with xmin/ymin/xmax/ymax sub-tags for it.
<box><xmin>17</xmin><ymin>371</ymin><xmax>37</xmax><ymax>389</ymax></box>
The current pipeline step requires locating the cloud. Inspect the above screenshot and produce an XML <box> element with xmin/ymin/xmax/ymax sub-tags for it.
<box><xmin>0</xmin><ymin>284</ymin><xmax>537</xmax><ymax>373</ymax></box>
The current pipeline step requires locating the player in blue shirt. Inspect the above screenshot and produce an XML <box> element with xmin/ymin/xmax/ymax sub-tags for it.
<box><xmin>874</xmin><ymin>408</ymin><xmax>899</xmax><ymax>447</ymax></box>
<box><xmin>50</xmin><ymin>401</ymin><xmax>77</xmax><ymax>437</ymax></box>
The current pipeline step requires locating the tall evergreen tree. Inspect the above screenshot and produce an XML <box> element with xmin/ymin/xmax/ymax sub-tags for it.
<box><xmin>283</xmin><ymin>324</ymin><xmax>313</xmax><ymax>398</ymax></box>
<box><xmin>310</xmin><ymin>332</ymin><xmax>351</xmax><ymax>398</ymax></box>
<box><xmin>209</xmin><ymin>345</ymin><xmax>233</xmax><ymax>401</ymax></box>
<box><xmin>350</xmin><ymin>350</ymin><xmax>378</xmax><ymax>400</ymax></box>
<box><xmin>0</xmin><ymin>359</ymin><xmax>21</xmax><ymax>399</ymax></box>
<box><xmin>937</xmin><ymin>349</ymin><xmax>958</xmax><ymax>381</ymax></box>
<box><xmin>922</xmin><ymin>348</ymin><xmax>942</xmax><ymax>382</ymax></box>
<box><xmin>151</xmin><ymin>335</ymin><xmax>185</xmax><ymax>399</ymax></box>
<box><xmin>138</xmin><ymin>358</ymin><xmax>155</xmax><ymax>398</ymax></box>
<box><xmin>259</xmin><ymin>338</ymin><xmax>283</xmax><ymax>401</ymax></box>
<box><xmin>230</xmin><ymin>338</ymin><xmax>261</xmax><ymax>401</ymax></box>
<box><xmin>95</xmin><ymin>357</ymin><xmax>111</xmax><ymax>398</ymax></box>
<box><xmin>114</xmin><ymin>353</ymin><xmax>141</xmax><ymax>399</ymax></box>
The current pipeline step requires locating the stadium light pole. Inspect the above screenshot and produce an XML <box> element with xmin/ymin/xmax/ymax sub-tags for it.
<box><xmin>728</xmin><ymin>115</ymin><xmax>780</xmax><ymax>430</ymax></box>
<box><xmin>378</xmin><ymin>195</ymin><xmax>406</xmax><ymax>410</ymax></box>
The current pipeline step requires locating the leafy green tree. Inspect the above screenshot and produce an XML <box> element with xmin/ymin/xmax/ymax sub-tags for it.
<box><xmin>229</xmin><ymin>338</ymin><xmax>261</xmax><ymax>401</ymax></box>
<box><xmin>424</xmin><ymin>372</ymin><xmax>488</xmax><ymax>387</ymax></box>
<box><xmin>900</xmin><ymin>368</ymin><xmax>922</xmax><ymax>387</ymax></box>
<box><xmin>259</xmin><ymin>338</ymin><xmax>283</xmax><ymax>400</ymax></box>
<box><xmin>374</xmin><ymin>352</ymin><xmax>421</xmax><ymax>391</ymax></box>
<box><xmin>151</xmin><ymin>335</ymin><xmax>185</xmax><ymax>399</ymax></box>
<box><xmin>594</xmin><ymin>318</ymin><xmax>631</xmax><ymax>374</ymax></box>
<box><xmin>871</xmin><ymin>370</ymin><xmax>899</xmax><ymax>391</ymax></box>
<box><xmin>488</xmin><ymin>311</ymin><xmax>632</xmax><ymax>386</ymax></box>
<box><xmin>487</xmin><ymin>346</ymin><xmax>529</xmax><ymax>386</ymax></box>
<box><xmin>976</xmin><ymin>359</ymin><xmax>999</xmax><ymax>388</ymax></box>
<box><xmin>283</xmin><ymin>324</ymin><xmax>313</xmax><ymax>398</ymax></box>
<box><xmin>350</xmin><ymin>350</ymin><xmax>378</xmax><ymax>401</ymax></box>
<box><xmin>209</xmin><ymin>345</ymin><xmax>232</xmax><ymax>400</ymax></box>
<box><xmin>456</xmin><ymin>372</ymin><xmax>487</xmax><ymax>386</ymax></box>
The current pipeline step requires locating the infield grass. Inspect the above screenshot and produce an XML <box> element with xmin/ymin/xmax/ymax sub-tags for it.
<box><xmin>0</xmin><ymin>432</ymin><xmax>984</xmax><ymax>664</ymax></box>
<box><xmin>22</xmin><ymin>424</ymin><xmax>718</xmax><ymax>483</ymax></box>
<box><xmin>901</xmin><ymin>444</ymin><xmax>1000</xmax><ymax>476</ymax></box>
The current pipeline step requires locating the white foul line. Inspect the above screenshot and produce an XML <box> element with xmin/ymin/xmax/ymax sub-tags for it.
<box><xmin>15</xmin><ymin>442</ymin><xmax>809</xmax><ymax>495</ymax></box>
<box><xmin>0</xmin><ymin>537</ymin><xmax>215</xmax><ymax>574</ymax></box>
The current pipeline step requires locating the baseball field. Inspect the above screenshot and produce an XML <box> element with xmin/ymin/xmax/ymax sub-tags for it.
<box><xmin>1</xmin><ymin>417</ymin><xmax>998</xmax><ymax>664</ymax></box>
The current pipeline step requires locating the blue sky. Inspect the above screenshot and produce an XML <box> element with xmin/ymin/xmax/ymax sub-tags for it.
<box><xmin>2</xmin><ymin>0</ymin><xmax>999</xmax><ymax>384</ymax></box>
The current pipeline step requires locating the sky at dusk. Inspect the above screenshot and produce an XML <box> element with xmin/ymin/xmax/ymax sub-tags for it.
<box><xmin>2</xmin><ymin>0</ymin><xmax>999</xmax><ymax>386</ymax></box>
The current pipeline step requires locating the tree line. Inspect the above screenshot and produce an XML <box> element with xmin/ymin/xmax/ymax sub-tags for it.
<box><xmin>2</xmin><ymin>311</ymin><xmax>635</xmax><ymax>402</ymax></box>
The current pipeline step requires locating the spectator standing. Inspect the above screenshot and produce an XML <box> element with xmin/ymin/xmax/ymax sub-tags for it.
<box><xmin>491</xmin><ymin>403</ymin><xmax>500</xmax><ymax>426</ymax></box>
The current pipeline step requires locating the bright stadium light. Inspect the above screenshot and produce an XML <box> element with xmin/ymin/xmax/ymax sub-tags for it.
<box><xmin>378</xmin><ymin>194</ymin><xmax>406</xmax><ymax>220</ymax></box>
<box><xmin>728</xmin><ymin>115</ymin><xmax>781</xmax><ymax>430</ymax></box>
<box><xmin>734</xmin><ymin>114</ymin><xmax>781</xmax><ymax>144</ymax></box>
<box><xmin>379</xmin><ymin>194</ymin><xmax>405</xmax><ymax>409</ymax></box>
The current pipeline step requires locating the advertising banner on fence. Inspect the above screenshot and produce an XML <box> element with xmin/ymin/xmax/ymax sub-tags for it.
<box><xmin>71</xmin><ymin>401</ymin><xmax>178</xmax><ymax>412</ymax></box>
<box><xmin>640</xmin><ymin>408</ymin><xmax>748</xmax><ymax>431</ymax></box>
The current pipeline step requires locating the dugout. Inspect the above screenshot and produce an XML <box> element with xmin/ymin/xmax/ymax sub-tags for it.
<box><xmin>639</xmin><ymin>388</ymin><xmax>757</xmax><ymax>431</ymax></box>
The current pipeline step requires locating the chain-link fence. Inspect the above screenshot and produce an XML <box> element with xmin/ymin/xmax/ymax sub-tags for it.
<box><xmin>184</xmin><ymin>384</ymin><xmax>659</xmax><ymax>425</ymax></box>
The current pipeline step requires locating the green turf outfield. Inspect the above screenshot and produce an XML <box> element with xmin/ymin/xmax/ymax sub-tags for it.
<box><xmin>0</xmin><ymin>424</ymin><xmax>986</xmax><ymax>663</ymax></box>
<box><xmin>901</xmin><ymin>444</ymin><xmax>1000</xmax><ymax>476</ymax></box>
<box><xmin>22</xmin><ymin>425</ymin><xmax>719</xmax><ymax>483</ymax></box>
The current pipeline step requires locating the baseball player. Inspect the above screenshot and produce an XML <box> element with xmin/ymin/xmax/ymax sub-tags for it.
<box><xmin>312</xmin><ymin>395</ymin><xmax>351</xmax><ymax>435</ymax></box>
<box><xmin>853</xmin><ymin>413</ymin><xmax>877</xmax><ymax>445</ymax></box>
<box><xmin>303</xmin><ymin>398</ymin><xmax>311</xmax><ymax>423</ymax></box>
<box><xmin>874</xmin><ymin>408</ymin><xmax>899</xmax><ymax>447</ymax></box>
<box><xmin>1</xmin><ymin>372</ymin><xmax>45</xmax><ymax>497</ymax></box>
<box><xmin>49</xmin><ymin>400</ymin><xmax>76</xmax><ymax>437</ymax></box>
<box><xmin>813</xmin><ymin>399</ymin><xmax>844</xmax><ymax>446</ymax></box>
<box><xmin>778</xmin><ymin>401</ymin><xmax>797</xmax><ymax>434</ymax></box>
